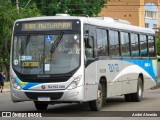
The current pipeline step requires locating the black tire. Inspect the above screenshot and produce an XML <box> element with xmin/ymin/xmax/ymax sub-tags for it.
<box><xmin>89</xmin><ymin>83</ymin><xmax>103</xmax><ymax>111</ymax></box>
<box><xmin>124</xmin><ymin>77</ymin><xmax>143</xmax><ymax>102</ymax></box>
<box><xmin>34</xmin><ymin>101</ymin><xmax>48</xmax><ymax>110</ymax></box>
<box><xmin>102</xmin><ymin>83</ymin><xmax>106</xmax><ymax>106</ymax></box>
<box><xmin>131</xmin><ymin>77</ymin><xmax>143</xmax><ymax>102</ymax></box>
<box><xmin>124</xmin><ymin>94</ymin><xmax>132</xmax><ymax>102</ymax></box>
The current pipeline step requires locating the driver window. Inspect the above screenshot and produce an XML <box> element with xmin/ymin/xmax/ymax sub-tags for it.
<box><xmin>85</xmin><ymin>36</ymin><xmax>94</xmax><ymax>59</ymax></box>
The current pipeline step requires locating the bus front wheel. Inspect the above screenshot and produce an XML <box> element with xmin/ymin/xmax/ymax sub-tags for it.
<box><xmin>34</xmin><ymin>101</ymin><xmax>48</xmax><ymax>110</ymax></box>
<box><xmin>89</xmin><ymin>83</ymin><xmax>103</xmax><ymax>111</ymax></box>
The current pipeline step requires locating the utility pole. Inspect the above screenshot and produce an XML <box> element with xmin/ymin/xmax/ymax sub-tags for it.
<box><xmin>16</xmin><ymin>0</ymin><xmax>19</xmax><ymax>14</ymax></box>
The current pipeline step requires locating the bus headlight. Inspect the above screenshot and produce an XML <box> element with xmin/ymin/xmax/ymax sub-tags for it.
<box><xmin>11</xmin><ymin>78</ymin><xmax>22</xmax><ymax>90</ymax></box>
<box><xmin>67</xmin><ymin>75</ymin><xmax>82</xmax><ymax>90</ymax></box>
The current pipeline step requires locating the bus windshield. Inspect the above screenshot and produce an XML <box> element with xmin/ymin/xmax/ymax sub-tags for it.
<box><xmin>12</xmin><ymin>33</ymin><xmax>80</xmax><ymax>75</ymax></box>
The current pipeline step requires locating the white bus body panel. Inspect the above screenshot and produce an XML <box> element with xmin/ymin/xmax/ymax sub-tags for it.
<box><xmin>84</xmin><ymin>59</ymin><xmax>157</xmax><ymax>100</ymax></box>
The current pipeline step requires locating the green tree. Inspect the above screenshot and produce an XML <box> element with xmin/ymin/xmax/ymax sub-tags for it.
<box><xmin>156</xmin><ymin>36</ymin><xmax>160</xmax><ymax>56</ymax></box>
<box><xmin>0</xmin><ymin>0</ymin><xmax>41</xmax><ymax>80</ymax></box>
<box><xmin>19</xmin><ymin>0</ymin><xmax>108</xmax><ymax>16</ymax></box>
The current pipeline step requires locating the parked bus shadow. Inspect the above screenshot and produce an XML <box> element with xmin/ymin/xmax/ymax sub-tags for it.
<box><xmin>45</xmin><ymin>96</ymin><xmax>126</xmax><ymax>112</ymax></box>
<box><xmin>34</xmin><ymin>96</ymin><xmax>126</xmax><ymax>116</ymax></box>
<box><xmin>31</xmin><ymin>95</ymin><xmax>152</xmax><ymax>117</ymax></box>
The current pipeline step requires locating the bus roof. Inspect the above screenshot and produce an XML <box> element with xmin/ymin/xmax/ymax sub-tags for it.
<box><xmin>15</xmin><ymin>14</ymin><xmax>155</xmax><ymax>34</ymax></box>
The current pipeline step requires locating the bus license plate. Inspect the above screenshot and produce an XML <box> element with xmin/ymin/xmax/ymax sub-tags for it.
<box><xmin>38</xmin><ymin>97</ymin><xmax>51</xmax><ymax>101</ymax></box>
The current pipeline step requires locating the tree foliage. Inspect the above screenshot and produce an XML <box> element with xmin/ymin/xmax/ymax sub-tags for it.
<box><xmin>20</xmin><ymin>0</ymin><xmax>108</xmax><ymax>16</ymax></box>
<box><xmin>156</xmin><ymin>36</ymin><xmax>160</xmax><ymax>56</ymax></box>
<box><xmin>0</xmin><ymin>0</ymin><xmax>41</xmax><ymax>80</ymax></box>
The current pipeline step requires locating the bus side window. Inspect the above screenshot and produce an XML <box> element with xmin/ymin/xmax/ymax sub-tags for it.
<box><xmin>148</xmin><ymin>36</ymin><xmax>156</xmax><ymax>57</ymax></box>
<box><xmin>140</xmin><ymin>35</ymin><xmax>148</xmax><ymax>57</ymax></box>
<box><xmin>121</xmin><ymin>32</ymin><xmax>130</xmax><ymax>57</ymax></box>
<box><xmin>109</xmin><ymin>30</ymin><xmax>120</xmax><ymax>57</ymax></box>
<box><xmin>131</xmin><ymin>33</ymin><xmax>139</xmax><ymax>57</ymax></box>
<box><xmin>96</xmin><ymin>29</ymin><xmax>108</xmax><ymax>57</ymax></box>
<box><xmin>84</xmin><ymin>36</ymin><xmax>94</xmax><ymax>59</ymax></box>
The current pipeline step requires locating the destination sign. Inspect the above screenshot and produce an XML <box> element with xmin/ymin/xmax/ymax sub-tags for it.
<box><xmin>22</xmin><ymin>62</ymin><xmax>40</xmax><ymax>68</ymax></box>
<box><xmin>21</xmin><ymin>22</ymin><xmax>72</xmax><ymax>31</ymax></box>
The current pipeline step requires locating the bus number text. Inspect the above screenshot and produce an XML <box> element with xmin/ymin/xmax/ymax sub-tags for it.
<box><xmin>108</xmin><ymin>64</ymin><xmax>119</xmax><ymax>72</ymax></box>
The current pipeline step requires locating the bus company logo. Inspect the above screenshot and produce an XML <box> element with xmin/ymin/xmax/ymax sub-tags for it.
<box><xmin>145</xmin><ymin>63</ymin><xmax>150</xmax><ymax>67</ymax></box>
<box><xmin>41</xmin><ymin>85</ymin><xmax>46</xmax><ymax>89</ymax></box>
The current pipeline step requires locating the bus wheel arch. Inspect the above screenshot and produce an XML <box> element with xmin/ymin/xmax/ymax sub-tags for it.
<box><xmin>124</xmin><ymin>74</ymin><xmax>144</xmax><ymax>102</ymax></box>
<box><xmin>89</xmin><ymin>76</ymin><xmax>107</xmax><ymax>111</ymax></box>
<box><xmin>131</xmin><ymin>74</ymin><xmax>144</xmax><ymax>102</ymax></box>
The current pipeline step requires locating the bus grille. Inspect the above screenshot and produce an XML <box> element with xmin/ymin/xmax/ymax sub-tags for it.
<box><xmin>25</xmin><ymin>92</ymin><xmax>63</xmax><ymax>100</ymax></box>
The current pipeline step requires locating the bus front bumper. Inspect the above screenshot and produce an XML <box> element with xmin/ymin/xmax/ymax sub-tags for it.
<box><xmin>11</xmin><ymin>86</ymin><xmax>85</xmax><ymax>103</ymax></box>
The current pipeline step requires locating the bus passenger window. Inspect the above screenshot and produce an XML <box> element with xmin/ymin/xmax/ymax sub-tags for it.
<box><xmin>131</xmin><ymin>33</ymin><xmax>139</xmax><ymax>57</ymax></box>
<box><xmin>148</xmin><ymin>36</ymin><xmax>156</xmax><ymax>57</ymax></box>
<box><xmin>109</xmin><ymin>30</ymin><xmax>120</xmax><ymax>57</ymax></box>
<box><xmin>140</xmin><ymin>35</ymin><xmax>148</xmax><ymax>57</ymax></box>
<box><xmin>96</xmin><ymin>29</ymin><xmax>108</xmax><ymax>57</ymax></box>
<box><xmin>121</xmin><ymin>32</ymin><xmax>130</xmax><ymax>57</ymax></box>
<box><xmin>85</xmin><ymin>36</ymin><xmax>94</xmax><ymax>59</ymax></box>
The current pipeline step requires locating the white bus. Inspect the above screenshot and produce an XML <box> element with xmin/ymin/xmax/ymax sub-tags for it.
<box><xmin>10</xmin><ymin>14</ymin><xmax>158</xmax><ymax>111</ymax></box>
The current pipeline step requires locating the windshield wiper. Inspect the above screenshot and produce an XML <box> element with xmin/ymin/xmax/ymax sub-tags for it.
<box><xmin>20</xmin><ymin>35</ymin><xmax>30</xmax><ymax>55</ymax></box>
<box><xmin>50</xmin><ymin>32</ymin><xmax>64</xmax><ymax>54</ymax></box>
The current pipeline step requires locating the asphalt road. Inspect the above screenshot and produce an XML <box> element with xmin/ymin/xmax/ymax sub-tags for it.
<box><xmin>0</xmin><ymin>89</ymin><xmax>160</xmax><ymax>120</ymax></box>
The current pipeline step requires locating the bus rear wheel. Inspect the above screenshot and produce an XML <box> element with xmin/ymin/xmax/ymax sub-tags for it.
<box><xmin>89</xmin><ymin>83</ymin><xmax>103</xmax><ymax>111</ymax></box>
<box><xmin>124</xmin><ymin>94</ymin><xmax>132</xmax><ymax>102</ymax></box>
<box><xmin>34</xmin><ymin>101</ymin><xmax>48</xmax><ymax>110</ymax></box>
<box><xmin>131</xmin><ymin>77</ymin><xmax>143</xmax><ymax>102</ymax></box>
<box><xmin>124</xmin><ymin>77</ymin><xmax>143</xmax><ymax>102</ymax></box>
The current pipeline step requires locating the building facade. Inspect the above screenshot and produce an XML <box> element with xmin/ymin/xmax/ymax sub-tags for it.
<box><xmin>99</xmin><ymin>0</ymin><xmax>160</xmax><ymax>29</ymax></box>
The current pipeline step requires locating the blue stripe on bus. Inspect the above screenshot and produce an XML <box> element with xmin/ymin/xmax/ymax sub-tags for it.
<box><xmin>15</xmin><ymin>77</ymin><xmax>44</xmax><ymax>90</ymax></box>
<box><xmin>22</xmin><ymin>82</ymin><xmax>43</xmax><ymax>90</ymax></box>
<box><xmin>123</xmin><ymin>59</ymin><xmax>158</xmax><ymax>83</ymax></box>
